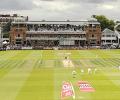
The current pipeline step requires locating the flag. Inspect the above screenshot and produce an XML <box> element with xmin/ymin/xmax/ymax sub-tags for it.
<box><xmin>78</xmin><ymin>81</ymin><xmax>95</xmax><ymax>92</ymax></box>
<box><xmin>61</xmin><ymin>81</ymin><xmax>74</xmax><ymax>99</ymax></box>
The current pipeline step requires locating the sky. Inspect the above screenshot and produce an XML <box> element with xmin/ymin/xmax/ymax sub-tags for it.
<box><xmin>0</xmin><ymin>0</ymin><xmax>120</xmax><ymax>21</ymax></box>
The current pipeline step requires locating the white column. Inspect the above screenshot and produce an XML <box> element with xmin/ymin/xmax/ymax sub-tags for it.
<box><xmin>105</xmin><ymin>34</ymin><xmax>106</xmax><ymax>44</ymax></box>
<box><xmin>0</xmin><ymin>27</ymin><xmax>1</xmax><ymax>34</ymax></box>
<box><xmin>118</xmin><ymin>38</ymin><xmax>120</xmax><ymax>47</ymax></box>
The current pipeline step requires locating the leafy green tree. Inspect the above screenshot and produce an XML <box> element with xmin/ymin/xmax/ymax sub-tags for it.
<box><xmin>93</xmin><ymin>15</ymin><xmax>115</xmax><ymax>31</ymax></box>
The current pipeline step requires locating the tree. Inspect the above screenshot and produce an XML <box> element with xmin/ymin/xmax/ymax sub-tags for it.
<box><xmin>92</xmin><ymin>15</ymin><xmax>115</xmax><ymax>31</ymax></box>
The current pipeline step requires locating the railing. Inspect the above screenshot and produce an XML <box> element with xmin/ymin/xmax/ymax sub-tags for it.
<box><xmin>3</xmin><ymin>38</ymin><xmax>9</xmax><ymax>41</ymax></box>
<box><xmin>26</xmin><ymin>37</ymin><xmax>86</xmax><ymax>41</ymax></box>
<box><xmin>15</xmin><ymin>37</ymin><xmax>23</xmax><ymax>39</ymax></box>
<box><xmin>101</xmin><ymin>37</ymin><xmax>116</xmax><ymax>40</ymax></box>
<box><xmin>89</xmin><ymin>37</ymin><xmax>97</xmax><ymax>39</ymax></box>
<box><xmin>26</xmin><ymin>31</ymin><xmax>86</xmax><ymax>34</ymax></box>
<box><xmin>26</xmin><ymin>37</ymin><xmax>58</xmax><ymax>40</ymax></box>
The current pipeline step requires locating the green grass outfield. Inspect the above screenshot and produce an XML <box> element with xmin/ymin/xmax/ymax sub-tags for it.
<box><xmin>0</xmin><ymin>50</ymin><xmax>120</xmax><ymax>100</ymax></box>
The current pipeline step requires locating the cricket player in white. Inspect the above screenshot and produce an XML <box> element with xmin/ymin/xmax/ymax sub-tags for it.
<box><xmin>119</xmin><ymin>66</ymin><xmax>120</xmax><ymax>70</ymax></box>
<box><xmin>81</xmin><ymin>69</ymin><xmax>84</xmax><ymax>74</ymax></box>
<box><xmin>94</xmin><ymin>68</ymin><xmax>97</xmax><ymax>74</ymax></box>
<box><xmin>88</xmin><ymin>68</ymin><xmax>92</xmax><ymax>74</ymax></box>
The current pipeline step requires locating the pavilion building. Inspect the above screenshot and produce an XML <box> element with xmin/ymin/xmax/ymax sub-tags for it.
<box><xmin>10</xmin><ymin>18</ymin><xmax>101</xmax><ymax>49</ymax></box>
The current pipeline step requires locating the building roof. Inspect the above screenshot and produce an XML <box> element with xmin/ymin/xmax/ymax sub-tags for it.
<box><xmin>12</xmin><ymin>21</ymin><xmax>87</xmax><ymax>25</ymax></box>
<box><xmin>12</xmin><ymin>20</ymin><xmax>100</xmax><ymax>25</ymax></box>
<box><xmin>11</xmin><ymin>17</ymin><xmax>100</xmax><ymax>25</ymax></box>
<box><xmin>88</xmin><ymin>17</ymin><xmax>97</xmax><ymax>22</ymax></box>
<box><xmin>103</xmin><ymin>28</ymin><xmax>114</xmax><ymax>34</ymax></box>
<box><xmin>87</xmin><ymin>21</ymin><xmax>100</xmax><ymax>25</ymax></box>
<box><xmin>87</xmin><ymin>17</ymin><xmax>100</xmax><ymax>25</ymax></box>
<box><xmin>115</xmin><ymin>23</ymin><xmax>120</xmax><ymax>32</ymax></box>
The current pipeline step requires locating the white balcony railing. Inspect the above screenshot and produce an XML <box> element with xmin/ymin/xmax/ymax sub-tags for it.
<box><xmin>26</xmin><ymin>31</ymin><xmax>86</xmax><ymax>34</ymax></box>
<box><xmin>101</xmin><ymin>37</ymin><xmax>116</xmax><ymax>40</ymax></box>
<box><xmin>26</xmin><ymin>37</ymin><xmax>86</xmax><ymax>41</ymax></box>
<box><xmin>15</xmin><ymin>37</ymin><xmax>23</xmax><ymax>39</ymax></box>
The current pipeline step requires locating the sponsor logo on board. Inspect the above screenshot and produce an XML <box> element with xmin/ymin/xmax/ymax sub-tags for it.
<box><xmin>78</xmin><ymin>81</ymin><xmax>95</xmax><ymax>92</ymax></box>
<box><xmin>61</xmin><ymin>81</ymin><xmax>74</xmax><ymax>99</ymax></box>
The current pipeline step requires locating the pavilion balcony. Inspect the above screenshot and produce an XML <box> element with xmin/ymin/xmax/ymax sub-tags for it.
<box><xmin>89</xmin><ymin>37</ymin><xmax>97</xmax><ymax>39</ymax></box>
<box><xmin>15</xmin><ymin>37</ymin><xmax>23</xmax><ymax>39</ymax></box>
<box><xmin>101</xmin><ymin>37</ymin><xmax>116</xmax><ymax>40</ymax></box>
<box><xmin>26</xmin><ymin>37</ymin><xmax>59</xmax><ymax>40</ymax></box>
<box><xmin>26</xmin><ymin>37</ymin><xmax>86</xmax><ymax>41</ymax></box>
<box><xmin>26</xmin><ymin>31</ymin><xmax>86</xmax><ymax>35</ymax></box>
<box><xmin>101</xmin><ymin>42</ymin><xmax>113</xmax><ymax>45</ymax></box>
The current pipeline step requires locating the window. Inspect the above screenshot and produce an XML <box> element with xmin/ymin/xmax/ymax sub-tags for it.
<box><xmin>18</xmin><ymin>34</ymin><xmax>20</xmax><ymax>37</ymax></box>
<box><xmin>112</xmin><ymin>35</ymin><xmax>115</xmax><ymax>37</ymax></box>
<box><xmin>97</xmin><ymin>41</ymin><xmax>100</xmax><ymax>44</ymax></box>
<box><xmin>89</xmin><ymin>30</ymin><xmax>92</xmax><ymax>32</ymax></box>
<box><xmin>106</xmin><ymin>35</ymin><xmax>111</xmax><ymax>37</ymax></box>
<box><xmin>92</xmin><ymin>34</ymin><xmax>94</xmax><ymax>37</ymax></box>
<box><xmin>93</xmin><ymin>26</ymin><xmax>96</xmax><ymax>28</ymax></box>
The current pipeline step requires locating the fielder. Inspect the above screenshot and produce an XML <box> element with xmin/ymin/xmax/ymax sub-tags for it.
<box><xmin>81</xmin><ymin>69</ymin><xmax>84</xmax><ymax>74</ymax></box>
<box><xmin>88</xmin><ymin>68</ymin><xmax>92</xmax><ymax>74</ymax></box>
<box><xmin>119</xmin><ymin>66</ymin><xmax>120</xmax><ymax>70</ymax></box>
<box><xmin>94</xmin><ymin>68</ymin><xmax>97</xmax><ymax>74</ymax></box>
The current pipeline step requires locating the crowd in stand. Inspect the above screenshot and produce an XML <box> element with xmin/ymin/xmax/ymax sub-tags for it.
<box><xmin>27</xmin><ymin>24</ymin><xmax>84</xmax><ymax>32</ymax></box>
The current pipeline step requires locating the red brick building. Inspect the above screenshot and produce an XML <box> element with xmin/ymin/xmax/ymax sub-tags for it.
<box><xmin>10</xmin><ymin>22</ymin><xmax>27</xmax><ymax>46</ymax></box>
<box><xmin>84</xmin><ymin>18</ymin><xmax>101</xmax><ymax>46</ymax></box>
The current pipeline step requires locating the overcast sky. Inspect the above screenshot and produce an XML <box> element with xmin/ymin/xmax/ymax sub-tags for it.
<box><xmin>0</xmin><ymin>0</ymin><xmax>120</xmax><ymax>21</ymax></box>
